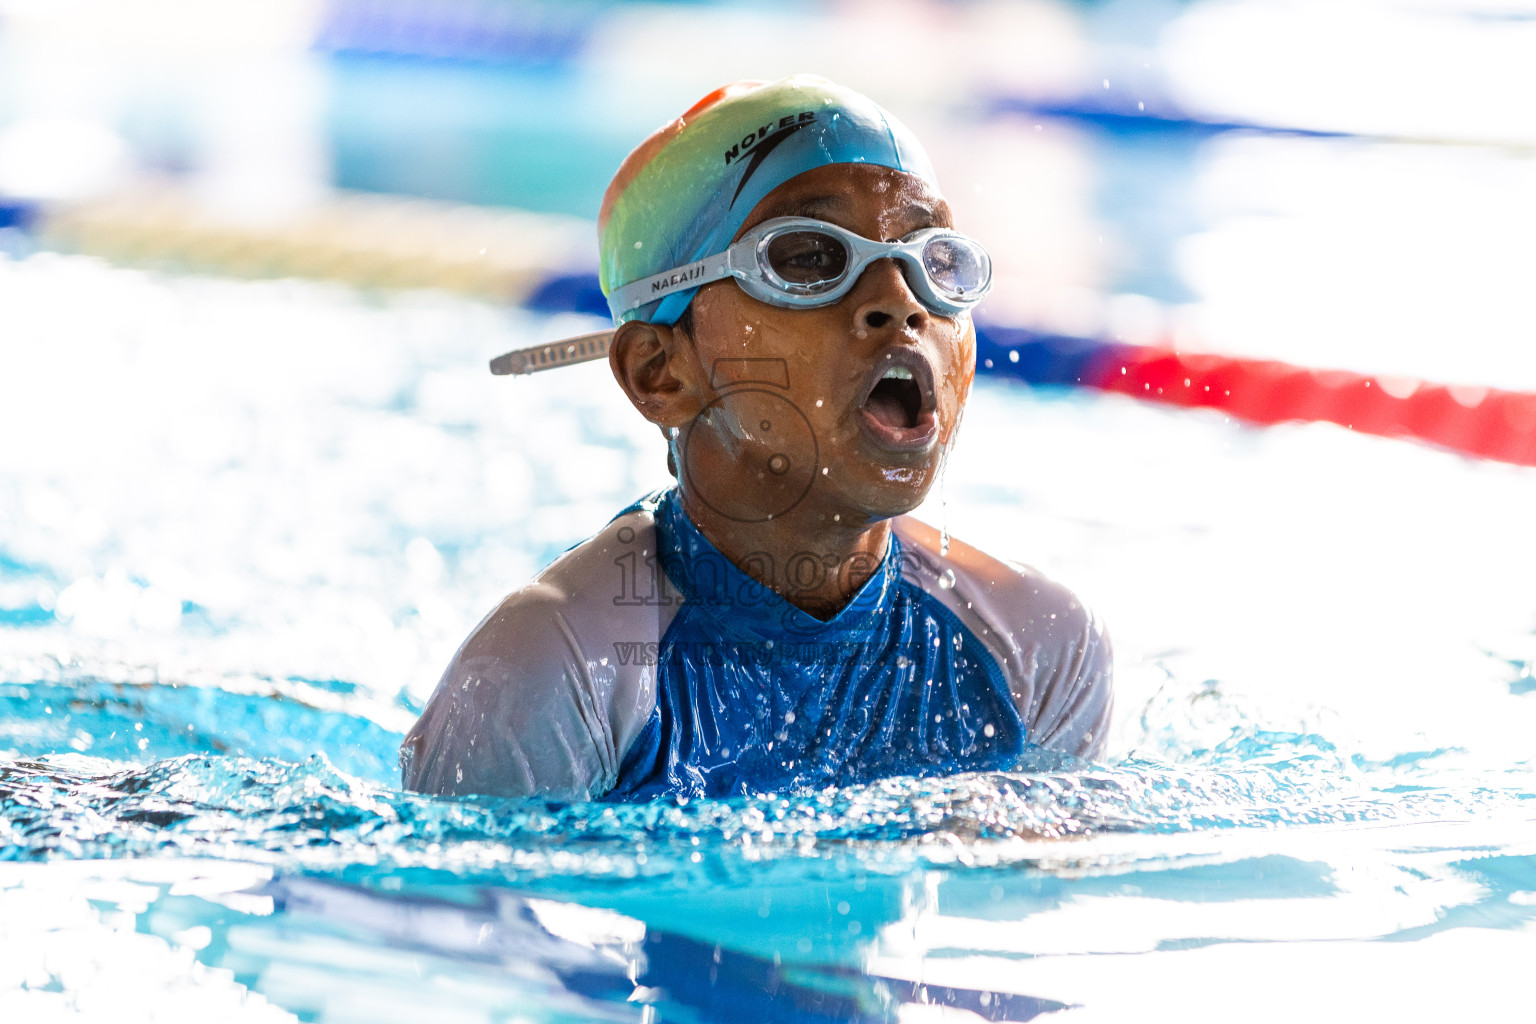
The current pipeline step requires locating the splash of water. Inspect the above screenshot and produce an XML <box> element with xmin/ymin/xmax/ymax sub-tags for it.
<box><xmin>3</xmin><ymin>670</ymin><xmax>1529</xmax><ymax>886</ymax></box>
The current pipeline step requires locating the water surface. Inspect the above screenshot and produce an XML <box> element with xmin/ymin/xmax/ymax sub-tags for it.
<box><xmin>3</xmin><ymin>253</ymin><xmax>1535</xmax><ymax>1021</ymax></box>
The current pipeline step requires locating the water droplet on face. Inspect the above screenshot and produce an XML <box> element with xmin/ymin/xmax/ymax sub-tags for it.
<box><xmin>938</xmin><ymin>569</ymin><xmax>956</xmax><ymax>589</ymax></box>
<box><xmin>936</xmin><ymin>406</ymin><xmax>966</xmax><ymax>557</ymax></box>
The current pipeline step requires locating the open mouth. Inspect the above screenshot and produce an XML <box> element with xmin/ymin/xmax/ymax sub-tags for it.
<box><xmin>857</xmin><ymin>352</ymin><xmax>938</xmax><ymax>451</ymax></box>
<box><xmin>864</xmin><ymin>367</ymin><xmax>923</xmax><ymax>431</ymax></box>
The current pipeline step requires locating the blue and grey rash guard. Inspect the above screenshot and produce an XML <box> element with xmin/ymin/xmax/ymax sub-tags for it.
<box><xmin>402</xmin><ymin>489</ymin><xmax>1113</xmax><ymax>801</ymax></box>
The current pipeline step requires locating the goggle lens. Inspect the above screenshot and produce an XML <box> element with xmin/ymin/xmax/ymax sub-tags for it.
<box><xmin>762</xmin><ymin>223</ymin><xmax>990</xmax><ymax>309</ymax></box>
<box><xmin>763</xmin><ymin>230</ymin><xmax>850</xmax><ymax>290</ymax></box>
<box><xmin>923</xmin><ymin>235</ymin><xmax>990</xmax><ymax>300</ymax></box>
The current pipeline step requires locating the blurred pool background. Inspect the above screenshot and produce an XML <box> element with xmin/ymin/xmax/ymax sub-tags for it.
<box><xmin>3</xmin><ymin>1</ymin><xmax>1536</xmax><ymax>1021</ymax></box>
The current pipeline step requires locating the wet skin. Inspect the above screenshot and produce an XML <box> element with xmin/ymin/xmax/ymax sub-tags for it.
<box><xmin>610</xmin><ymin>163</ymin><xmax>977</xmax><ymax>619</ymax></box>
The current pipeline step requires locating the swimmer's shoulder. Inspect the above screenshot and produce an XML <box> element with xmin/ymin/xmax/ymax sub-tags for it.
<box><xmin>402</xmin><ymin>505</ymin><xmax>678</xmax><ymax>799</ymax></box>
<box><xmin>891</xmin><ymin>516</ymin><xmax>1099</xmax><ymax>647</ymax></box>
<box><xmin>892</xmin><ymin>515</ymin><xmax>1113</xmax><ymax>758</ymax></box>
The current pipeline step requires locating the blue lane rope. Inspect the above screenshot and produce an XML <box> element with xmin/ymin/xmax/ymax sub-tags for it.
<box><xmin>13</xmin><ymin>195</ymin><xmax>1534</xmax><ymax>468</ymax></box>
<box><xmin>985</xmin><ymin>94</ymin><xmax>1354</xmax><ymax>142</ymax></box>
<box><xmin>0</xmin><ymin>200</ymin><xmax>39</xmax><ymax>232</ymax></box>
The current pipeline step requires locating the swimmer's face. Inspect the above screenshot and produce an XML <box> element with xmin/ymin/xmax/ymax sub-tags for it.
<box><xmin>674</xmin><ymin>163</ymin><xmax>975</xmax><ymax>525</ymax></box>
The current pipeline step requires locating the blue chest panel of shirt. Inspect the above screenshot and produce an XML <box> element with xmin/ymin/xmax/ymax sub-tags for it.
<box><xmin>606</xmin><ymin>490</ymin><xmax>1025</xmax><ymax>801</ymax></box>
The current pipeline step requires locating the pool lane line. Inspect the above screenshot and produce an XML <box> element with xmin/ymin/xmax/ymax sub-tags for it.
<box><xmin>13</xmin><ymin>188</ymin><xmax>594</xmax><ymax>305</ymax></box>
<box><xmin>13</xmin><ymin>194</ymin><xmax>1536</xmax><ymax>468</ymax></box>
<box><xmin>974</xmin><ymin>322</ymin><xmax>1536</xmax><ymax>469</ymax></box>
<box><xmin>986</xmin><ymin>95</ymin><xmax>1536</xmax><ymax>155</ymax></box>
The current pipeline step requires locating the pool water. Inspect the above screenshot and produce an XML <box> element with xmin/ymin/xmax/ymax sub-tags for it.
<box><xmin>3</xmin><ymin>252</ymin><xmax>1536</xmax><ymax>1022</ymax></box>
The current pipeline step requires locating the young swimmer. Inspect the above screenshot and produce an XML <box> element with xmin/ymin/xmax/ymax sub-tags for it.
<box><xmin>401</xmin><ymin>75</ymin><xmax>1113</xmax><ymax>801</ymax></box>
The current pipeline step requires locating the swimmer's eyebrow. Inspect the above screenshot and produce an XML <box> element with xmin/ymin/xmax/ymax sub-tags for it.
<box><xmin>772</xmin><ymin>194</ymin><xmax>952</xmax><ymax>229</ymax></box>
<box><xmin>787</xmin><ymin>195</ymin><xmax>852</xmax><ymax>221</ymax></box>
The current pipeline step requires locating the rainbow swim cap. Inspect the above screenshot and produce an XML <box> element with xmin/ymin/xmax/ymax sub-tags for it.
<box><xmin>599</xmin><ymin>75</ymin><xmax>939</xmax><ymax>326</ymax></box>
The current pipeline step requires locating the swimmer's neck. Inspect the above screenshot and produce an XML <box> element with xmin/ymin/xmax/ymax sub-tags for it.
<box><xmin>677</xmin><ymin>489</ymin><xmax>893</xmax><ymax>621</ymax></box>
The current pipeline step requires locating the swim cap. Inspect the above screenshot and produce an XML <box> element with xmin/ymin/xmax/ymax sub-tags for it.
<box><xmin>598</xmin><ymin>75</ymin><xmax>939</xmax><ymax>326</ymax></box>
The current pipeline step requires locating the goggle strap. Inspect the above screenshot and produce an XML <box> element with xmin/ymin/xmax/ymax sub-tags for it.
<box><xmin>610</xmin><ymin>251</ymin><xmax>733</xmax><ymax>321</ymax></box>
<box><xmin>489</xmin><ymin>328</ymin><xmax>615</xmax><ymax>376</ymax></box>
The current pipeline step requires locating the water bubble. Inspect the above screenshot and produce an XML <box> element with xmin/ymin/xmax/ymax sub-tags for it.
<box><xmin>939</xmin><ymin>569</ymin><xmax>955</xmax><ymax>590</ymax></box>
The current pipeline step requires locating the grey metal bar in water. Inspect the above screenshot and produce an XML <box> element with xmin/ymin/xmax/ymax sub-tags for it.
<box><xmin>489</xmin><ymin>329</ymin><xmax>616</xmax><ymax>376</ymax></box>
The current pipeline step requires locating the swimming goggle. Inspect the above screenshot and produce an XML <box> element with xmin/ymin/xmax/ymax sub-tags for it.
<box><xmin>609</xmin><ymin>217</ymin><xmax>993</xmax><ymax>320</ymax></box>
<box><xmin>489</xmin><ymin>218</ymin><xmax>992</xmax><ymax>376</ymax></box>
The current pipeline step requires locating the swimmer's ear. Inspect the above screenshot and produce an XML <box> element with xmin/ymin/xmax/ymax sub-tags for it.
<box><xmin>609</xmin><ymin>319</ymin><xmax>707</xmax><ymax>427</ymax></box>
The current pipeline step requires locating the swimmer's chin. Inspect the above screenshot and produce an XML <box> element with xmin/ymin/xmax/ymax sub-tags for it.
<box><xmin>820</xmin><ymin>465</ymin><xmax>937</xmax><ymax>524</ymax></box>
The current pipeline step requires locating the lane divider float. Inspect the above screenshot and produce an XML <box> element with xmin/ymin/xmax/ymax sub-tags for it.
<box><xmin>974</xmin><ymin>323</ymin><xmax>1536</xmax><ymax>468</ymax></box>
<box><xmin>10</xmin><ymin>193</ymin><xmax>1535</xmax><ymax>468</ymax></box>
<box><xmin>15</xmin><ymin>187</ymin><xmax>592</xmax><ymax>305</ymax></box>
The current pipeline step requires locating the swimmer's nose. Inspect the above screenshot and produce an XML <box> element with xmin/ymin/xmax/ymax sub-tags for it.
<box><xmin>852</xmin><ymin>258</ymin><xmax>928</xmax><ymax>334</ymax></box>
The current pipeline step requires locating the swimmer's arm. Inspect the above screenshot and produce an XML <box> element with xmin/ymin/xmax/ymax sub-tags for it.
<box><xmin>1024</xmin><ymin>599</ymin><xmax>1114</xmax><ymax>760</ymax></box>
<box><xmin>400</xmin><ymin>586</ymin><xmax>619</xmax><ymax>800</ymax></box>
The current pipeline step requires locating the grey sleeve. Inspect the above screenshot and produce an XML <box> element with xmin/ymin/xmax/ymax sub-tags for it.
<box><xmin>399</xmin><ymin>511</ymin><xmax>671</xmax><ymax>801</ymax></box>
<box><xmin>1025</xmin><ymin>602</ymin><xmax>1114</xmax><ymax>760</ymax></box>
<box><xmin>400</xmin><ymin>585</ymin><xmax>621</xmax><ymax>801</ymax></box>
